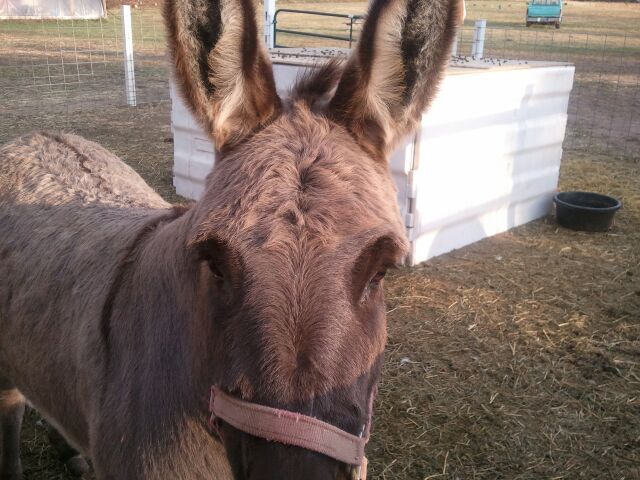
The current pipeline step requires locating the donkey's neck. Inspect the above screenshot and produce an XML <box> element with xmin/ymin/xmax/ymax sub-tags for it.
<box><xmin>99</xmin><ymin>205</ymin><xmax>231</xmax><ymax>475</ymax></box>
<box><xmin>120</xmin><ymin>206</ymin><xmax>219</xmax><ymax>397</ymax></box>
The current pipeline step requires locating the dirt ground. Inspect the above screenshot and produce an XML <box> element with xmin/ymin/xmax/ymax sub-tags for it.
<box><xmin>1</xmin><ymin>95</ymin><xmax>638</xmax><ymax>480</ymax></box>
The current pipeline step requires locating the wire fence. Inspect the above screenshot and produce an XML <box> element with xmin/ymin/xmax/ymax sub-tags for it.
<box><xmin>0</xmin><ymin>8</ymin><xmax>638</xmax><ymax>160</ymax></box>
<box><xmin>0</xmin><ymin>7</ymin><xmax>168</xmax><ymax>118</ymax></box>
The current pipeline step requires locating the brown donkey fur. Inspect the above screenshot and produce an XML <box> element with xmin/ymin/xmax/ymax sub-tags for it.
<box><xmin>0</xmin><ymin>0</ymin><xmax>461</xmax><ymax>478</ymax></box>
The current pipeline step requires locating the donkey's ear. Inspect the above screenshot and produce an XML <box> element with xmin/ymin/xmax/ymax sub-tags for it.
<box><xmin>328</xmin><ymin>0</ymin><xmax>461</xmax><ymax>161</ymax></box>
<box><xmin>164</xmin><ymin>0</ymin><xmax>280</xmax><ymax>150</ymax></box>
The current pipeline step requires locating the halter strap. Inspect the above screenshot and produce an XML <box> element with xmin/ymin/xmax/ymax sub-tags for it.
<box><xmin>209</xmin><ymin>386</ymin><xmax>372</xmax><ymax>469</ymax></box>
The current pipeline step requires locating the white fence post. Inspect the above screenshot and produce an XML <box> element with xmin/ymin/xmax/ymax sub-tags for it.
<box><xmin>121</xmin><ymin>4</ymin><xmax>137</xmax><ymax>106</ymax></box>
<box><xmin>264</xmin><ymin>0</ymin><xmax>276</xmax><ymax>49</ymax></box>
<box><xmin>472</xmin><ymin>19</ymin><xmax>486</xmax><ymax>59</ymax></box>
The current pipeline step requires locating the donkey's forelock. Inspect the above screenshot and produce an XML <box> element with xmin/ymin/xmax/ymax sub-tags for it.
<box><xmin>190</xmin><ymin>104</ymin><xmax>405</xmax><ymax>250</ymax></box>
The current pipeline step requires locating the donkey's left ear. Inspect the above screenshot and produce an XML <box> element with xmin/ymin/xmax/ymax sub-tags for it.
<box><xmin>328</xmin><ymin>0</ymin><xmax>463</xmax><ymax>161</ymax></box>
<box><xmin>165</xmin><ymin>0</ymin><xmax>280</xmax><ymax>151</ymax></box>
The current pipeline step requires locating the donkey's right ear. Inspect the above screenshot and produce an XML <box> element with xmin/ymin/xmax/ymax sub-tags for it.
<box><xmin>164</xmin><ymin>0</ymin><xmax>280</xmax><ymax>151</ymax></box>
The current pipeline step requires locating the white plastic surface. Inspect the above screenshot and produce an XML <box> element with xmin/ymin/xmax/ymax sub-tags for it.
<box><xmin>409</xmin><ymin>64</ymin><xmax>574</xmax><ymax>264</ymax></box>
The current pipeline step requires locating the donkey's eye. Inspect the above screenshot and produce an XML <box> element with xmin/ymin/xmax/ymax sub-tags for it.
<box><xmin>369</xmin><ymin>270</ymin><xmax>386</xmax><ymax>286</ymax></box>
<box><xmin>209</xmin><ymin>263</ymin><xmax>224</xmax><ymax>281</ymax></box>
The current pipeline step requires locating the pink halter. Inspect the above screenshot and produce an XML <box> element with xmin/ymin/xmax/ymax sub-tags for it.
<box><xmin>209</xmin><ymin>386</ymin><xmax>373</xmax><ymax>479</ymax></box>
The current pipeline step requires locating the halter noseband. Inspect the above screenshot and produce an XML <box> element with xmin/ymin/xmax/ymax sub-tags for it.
<box><xmin>209</xmin><ymin>386</ymin><xmax>372</xmax><ymax>479</ymax></box>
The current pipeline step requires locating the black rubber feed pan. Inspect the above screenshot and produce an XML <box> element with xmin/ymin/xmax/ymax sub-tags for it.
<box><xmin>554</xmin><ymin>191</ymin><xmax>621</xmax><ymax>232</ymax></box>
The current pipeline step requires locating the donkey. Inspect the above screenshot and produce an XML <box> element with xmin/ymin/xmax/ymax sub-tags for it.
<box><xmin>0</xmin><ymin>0</ymin><xmax>461</xmax><ymax>477</ymax></box>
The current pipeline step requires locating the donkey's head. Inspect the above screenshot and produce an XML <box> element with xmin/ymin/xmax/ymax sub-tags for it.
<box><xmin>165</xmin><ymin>0</ymin><xmax>460</xmax><ymax>478</ymax></box>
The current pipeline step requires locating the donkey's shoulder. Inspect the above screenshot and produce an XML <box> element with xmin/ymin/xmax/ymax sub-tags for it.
<box><xmin>0</xmin><ymin>132</ymin><xmax>169</xmax><ymax>209</ymax></box>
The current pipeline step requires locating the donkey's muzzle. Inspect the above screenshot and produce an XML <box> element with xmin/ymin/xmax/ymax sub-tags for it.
<box><xmin>209</xmin><ymin>386</ymin><xmax>371</xmax><ymax>479</ymax></box>
<box><xmin>222</xmin><ymin>425</ymin><xmax>354</xmax><ymax>480</ymax></box>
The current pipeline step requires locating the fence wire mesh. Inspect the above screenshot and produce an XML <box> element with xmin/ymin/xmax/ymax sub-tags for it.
<box><xmin>1</xmin><ymin>8</ymin><xmax>638</xmax><ymax>161</ymax></box>
<box><xmin>0</xmin><ymin>8</ymin><xmax>168</xmax><ymax>120</ymax></box>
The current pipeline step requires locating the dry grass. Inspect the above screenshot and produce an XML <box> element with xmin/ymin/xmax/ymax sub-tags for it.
<box><xmin>2</xmin><ymin>98</ymin><xmax>638</xmax><ymax>480</ymax></box>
